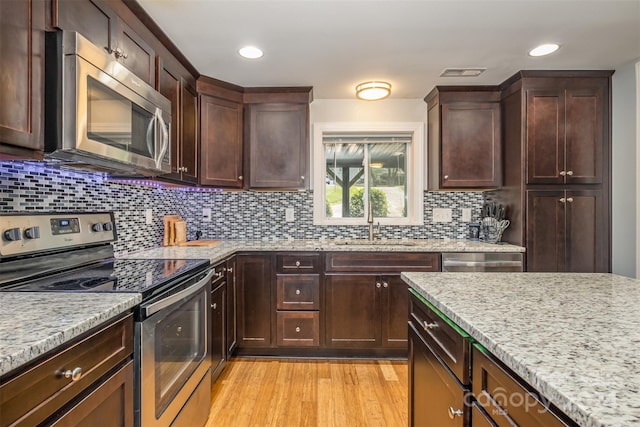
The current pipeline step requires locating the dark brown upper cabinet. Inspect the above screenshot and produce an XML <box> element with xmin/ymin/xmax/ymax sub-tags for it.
<box><xmin>197</xmin><ymin>77</ymin><xmax>244</xmax><ymax>188</ymax></box>
<box><xmin>0</xmin><ymin>0</ymin><xmax>45</xmax><ymax>158</ymax></box>
<box><xmin>244</xmin><ymin>88</ymin><xmax>313</xmax><ymax>190</ymax></box>
<box><xmin>156</xmin><ymin>55</ymin><xmax>198</xmax><ymax>184</ymax></box>
<box><xmin>54</xmin><ymin>0</ymin><xmax>155</xmax><ymax>85</ymax></box>
<box><xmin>526</xmin><ymin>80</ymin><xmax>606</xmax><ymax>185</ymax></box>
<box><xmin>425</xmin><ymin>86</ymin><xmax>501</xmax><ymax>190</ymax></box>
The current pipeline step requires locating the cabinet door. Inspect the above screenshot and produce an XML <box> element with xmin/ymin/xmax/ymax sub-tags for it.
<box><xmin>381</xmin><ymin>275</ymin><xmax>409</xmax><ymax>348</ymax></box>
<box><xmin>565</xmin><ymin>84</ymin><xmax>605</xmax><ymax>184</ymax></box>
<box><xmin>236</xmin><ymin>255</ymin><xmax>272</xmax><ymax>347</ymax></box>
<box><xmin>51</xmin><ymin>361</ymin><xmax>134</xmax><ymax>427</ymax></box>
<box><xmin>565</xmin><ymin>190</ymin><xmax>606</xmax><ymax>272</ymax></box>
<box><xmin>525</xmin><ymin>89</ymin><xmax>565</xmax><ymax>185</ymax></box>
<box><xmin>325</xmin><ymin>274</ymin><xmax>380</xmax><ymax>348</ymax></box>
<box><xmin>115</xmin><ymin>20</ymin><xmax>155</xmax><ymax>86</ymax></box>
<box><xmin>408</xmin><ymin>324</ymin><xmax>467</xmax><ymax>427</ymax></box>
<box><xmin>200</xmin><ymin>94</ymin><xmax>243</xmax><ymax>187</ymax></box>
<box><xmin>247</xmin><ymin>103</ymin><xmax>308</xmax><ymax>189</ymax></box>
<box><xmin>226</xmin><ymin>257</ymin><xmax>237</xmax><ymax>355</ymax></box>
<box><xmin>180</xmin><ymin>80</ymin><xmax>198</xmax><ymax>183</ymax></box>
<box><xmin>440</xmin><ymin>102</ymin><xmax>501</xmax><ymax>188</ymax></box>
<box><xmin>55</xmin><ymin>0</ymin><xmax>117</xmax><ymax>55</ymax></box>
<box><xmin>211</xmin><ymin>283</ymin><xmax>226</xmax><ymax>382</ymax></box>
<box><xmin>0</xmin><ymin>0</ymin><xmax>44</xmax><ymax>154</ymax></box>
<box><xmin>526</xmin><ymin>190</ymin><xmax>566</xmax><ymax>272</ymax></box>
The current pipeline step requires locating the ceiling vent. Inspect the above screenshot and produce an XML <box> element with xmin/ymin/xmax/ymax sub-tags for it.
<box><xmin>440</xmin><ymin>68</ymin><xmax>487</xmax><ymax>77</ymax></box>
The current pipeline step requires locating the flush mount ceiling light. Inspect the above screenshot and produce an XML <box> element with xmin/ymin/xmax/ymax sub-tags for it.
<box><xmin>355</xmin><ymin>81</ymin><xmax>391</xmax><ymax>101</ymax></box>
<box><xmin>529</xmin><ymin>43</ymin><xmax>560</xmax><ymax>57</ymax></box>
<box><xmin>238</xmin><ymin>46</ymin><xmax>263</xmax><ymax>59</ymax></box>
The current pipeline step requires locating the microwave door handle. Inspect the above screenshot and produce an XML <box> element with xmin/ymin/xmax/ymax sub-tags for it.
<box><xmin>154</xmin><ymin>108</ymin><xmax>169</xmax><ymax>169</ymax></box>
<box><xmin>145</xmin><ymin>112</ymin><xmax>157</xmax><ymax>158</ymax></box>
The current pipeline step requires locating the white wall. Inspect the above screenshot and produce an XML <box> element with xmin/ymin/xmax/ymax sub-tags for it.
<box><xmin>612</xmin><ymin>58</ymin><xmax>639</xmax><ymax>277</ymax></box>
<box><xmin>310</xmin><ymin>99</ymin><xmax>427</xmax><ymax>123</ymax></box>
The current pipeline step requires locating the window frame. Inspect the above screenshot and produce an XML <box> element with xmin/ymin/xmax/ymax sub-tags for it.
<box><xmin>313</xmin><ymin>121</ymin><xmax>424</xmax><ymax>225</ymax></box>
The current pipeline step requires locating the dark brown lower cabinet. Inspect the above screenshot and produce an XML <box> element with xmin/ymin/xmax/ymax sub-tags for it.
<box><xmin>408</xmin><ymin>323</ymin><xmax>468</xmax><ymax>427</ymax></box>
<box><xmin>236</xmin><ymin>254</ymin><xmax>273</xmax><ymax>348</ymax></box>
<box><xmin>526</xmin><ymin>189</ymin><xmax>605</xmax><ymax>272</ymax></box>
<box><xmin>51</xmin><ymin>361</ymin><xmax>134</xmax><ymax>427</ymax></box>
<box><xmin>226</xmin><ymin>256</ymin><xmax>237</xmax><ymax>356</ymax></box>
<box><xmin>382</xmin><ymin>276</ymin><xmax>409</xmax><ymax>348</ymax></box>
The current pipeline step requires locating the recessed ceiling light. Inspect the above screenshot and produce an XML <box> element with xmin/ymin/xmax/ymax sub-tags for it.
<box><xmin>238</xmin><ymin>46</ymin><xmax>263</xmax><ymax>59</ymax></box>
<box><xmin>529</xmin><ymin>43</ymin><xmax>560</xmax><ymax>57</ymax></box>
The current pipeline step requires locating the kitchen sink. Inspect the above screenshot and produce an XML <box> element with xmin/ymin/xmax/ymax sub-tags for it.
<box><xmin>330</xmin><ymin>240</ymin><xmax>417</xmax><ymax>246</ymax></box>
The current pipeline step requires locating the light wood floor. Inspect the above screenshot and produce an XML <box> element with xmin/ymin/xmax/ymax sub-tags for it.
<box><xmin>207</xmin><ymin>358</ymin><xmax>408</xmax><ymax>427</ymax></box>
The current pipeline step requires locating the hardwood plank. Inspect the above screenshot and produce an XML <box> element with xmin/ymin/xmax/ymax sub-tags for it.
<box><xmin>209</xmin><ymin>358</ymin><xmax>408</xmax><ymax>426</ymax></box>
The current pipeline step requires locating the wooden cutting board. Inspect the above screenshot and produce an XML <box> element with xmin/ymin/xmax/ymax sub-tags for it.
<box><xmin>178</xmin><ymin>240</ymin><xmax>221</xmax><ymax>248</ymax></box>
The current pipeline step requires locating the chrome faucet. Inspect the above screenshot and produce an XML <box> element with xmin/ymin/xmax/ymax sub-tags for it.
<box><xmin>367</xmin><ymin>202</ymin><xmax>380</xmax><ymax>240</ymax></box>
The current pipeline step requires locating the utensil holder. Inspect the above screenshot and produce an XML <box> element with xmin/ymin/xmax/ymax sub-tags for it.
<box><xmin>480</xmin><ymin>217</ymin><xmax>510</xmax><ymax>243</ymax></box>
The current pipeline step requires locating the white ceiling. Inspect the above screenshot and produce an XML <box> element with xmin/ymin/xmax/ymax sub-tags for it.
<box><xmin>138</xmin><ymin>0</ymin><xmax>640</xmax><ymax>99</ymax></box>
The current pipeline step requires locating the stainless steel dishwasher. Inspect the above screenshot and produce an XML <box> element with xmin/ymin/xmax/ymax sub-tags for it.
<box><xmin>441</xmin><ymin>252</ymin><xmax>524</xmax><ymax>272</ymax></box>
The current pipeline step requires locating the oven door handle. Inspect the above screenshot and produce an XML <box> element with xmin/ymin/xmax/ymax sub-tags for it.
<box><xmin>143</xmin><ymin>268</ymin><xmax>214</xmax><ymax>317</ymax></box>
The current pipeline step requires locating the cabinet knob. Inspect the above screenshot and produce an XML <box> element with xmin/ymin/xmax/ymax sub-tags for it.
<box><xmin>227</xmin><ymin>267</ymin><xmax>233</xmax><ymax>273</ymax></box>
<box><xmin>212</xmin><ymin>303</ymin><xmax>217</xmax><ymax>309</ymax></box>
<box><xmin>295</xmin><ymin>326</ymin><xmax>301</xmax><ymax>333</ymax></box>
<box><xmin>559</xmin><ymin>171</ymin><xmax>566</xmax><ymax>176</ymax></box>
<box><xmin>114</xmin><ymin>47</ymin><xmax>128</xmax><ymax>59</ymax></box>
<box><xmin>295</xmin><ymin>261</ymin><xmax>301</xmax><ymax>267</ymax></box>
<box><xmin>376</xmin><ymin>282</ymin><xmax>382</xmax><ymax>288</ymax></box>
<box><xmin>448</xmin><ymin>407</ymin><xmax>464</xmax><ymax>419</ymax></box>
<box><xmin>62</xmin><ymin>367</ymin><xmax>83</xmax><ymax>382</ymax></box>
<box><xmin>566</xmin><ymin>197</ymin><xmax>574</xmax><ymax>203</ymax></box>
<box><xmin>382</xmin><ymin>282</ymin><xmax>389</xmax><ymax>288</ymax></box>
<box><xmin>238</xmin><ymin>176</ymin><xmax>243</xmax><ymax>180</ymax></box>
<box><xmin>559</xmin><ymin>197</ymin><xmax>566</xmax><ymax>203</ymax></box>
<box><xmin>443</xmin><ymin>175</ymin><xmax>449</xmax><ymax>180</ymax></box>
<box><xmin>423</xmin><ymin>321</ymin><xmax>438</xmax><ymax>330</ymax></box>
<box><xmin>566</xmin><ymin>170</ymin><xmax>574</xmax><ymax>176</ymax></box>
<box><xmin>301</xmin><ymin>176</ymin><xmax>305</xmax><ymax>180</ymax></box>
<box><xmin>295</xmin><ymin>289</ymin><xmax>301</xmax><ymax>295</ymax></box>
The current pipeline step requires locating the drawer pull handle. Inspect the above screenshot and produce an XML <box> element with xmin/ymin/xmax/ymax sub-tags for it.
<box><xmin>295</xmin><ymin>289</ymin><xmax>301</xmax><ymax>295</ymax></box>
<box><xmin>295</xmin><ymin>261</ymin><xmax>301</xmax><ymax>267</ymax></box>
<box><xmin>62</xmin><ymin>367</ymin><xmax>83</xmax><ymax>382</ymax></box>
<box><xmin>423</xmin><ymin>321</ymin><xmax>438</xmax><ymax>330</ymax></box>
<box><xmin>448</xmin><ymin>407</ymin><xmax>464</xmax><ymax>419</ymax></box>
<box><xmin>295</xmin><ymin>326</ymin><xmax>301</xmax><ymax>333</ymax></box>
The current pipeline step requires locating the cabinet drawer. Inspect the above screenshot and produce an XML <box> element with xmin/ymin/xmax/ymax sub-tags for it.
<box><xmin>276</xmin><ymin>274</ymin><xmax>319</xmax><ymax>310</ymax></box>
<box><xmin>277</xmin><ymin>254</ymin><xmax>320</xmax><ymax>273</ymax></box>
<box><xmin>325</xmin><ymin>252</ymin><xmax>440</xmax><ymax>273</ymax></box>
<box><xmin>410</xmin><ymin>293</ymin><xmax>470</xmax><ymax>385</ymax></box>
<box><xmin>276</xmin><ymin>311</ymin><xmax>319</xmax><ymax>347</ymax></box>
<box><xmin>472</xmin><ymin>344</ymin><xmax>572</xmax><ymax>427</ymax></box>
<box><xmin>471</xmin><ymin>401</ymin><xmax>497</xmax><ymax>427</ymax></box>
<box><xmin>0</xmin><ymin>315</ymin><xmax>133</xmax><ymax>427</ymax></box>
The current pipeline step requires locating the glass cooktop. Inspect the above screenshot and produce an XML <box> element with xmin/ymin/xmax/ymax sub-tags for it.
<box><xmin>5</xmin><ymin>258</ymin><xmax>210</xmax><ymax>297</ymax></box>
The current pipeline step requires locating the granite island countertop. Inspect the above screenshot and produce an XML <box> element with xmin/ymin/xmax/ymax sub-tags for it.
<box><xmin>401</xmin><ymin>272</ymin><xmax>640</xmax><ymax>427</ymax></box>
<box><xmin>119</xmin><ymin>238</ymin><xmax>524</xmax><ymax>263</ymax></box>
<box><xmin>0</xmin><ymin>292</ymin><xmax>141</xmax><ymax>376</ymax></box>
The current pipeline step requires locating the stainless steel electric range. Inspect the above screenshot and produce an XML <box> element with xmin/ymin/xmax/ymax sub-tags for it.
<box><xmin>0</xmin><ymin>212</ymin><xmax>213</xmax><ymax>427</ymax></box>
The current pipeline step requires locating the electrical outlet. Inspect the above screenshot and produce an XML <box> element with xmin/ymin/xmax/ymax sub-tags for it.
<box><xmin>432</xmin><ymin>208</ymin><xmax>452</xmax><ymax>223</ymax></box>
<box><xmin>461</xmin><ymin>208</ymin><xmax>472</xmax><ymax>222</ymax></box>
<box><xmin>202</xmin><ymin>208</ymin><xmax>212</xmax><ymax>222</ymax></box>
<box><xmin>285</xmin><ymin>207</ymin><xmax>295</xmax><ymax>222</ymax></box>
<box><xmin>145</xmin><ymin>209</ymin><xmax>153</xmax><ymax>225</ymax></box>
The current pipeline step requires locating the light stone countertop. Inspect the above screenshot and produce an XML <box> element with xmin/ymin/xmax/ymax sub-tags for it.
<box><xmin>401</xmin><ymin>272</ymin><xmax>640</xmax><ymax>427</ymax></box>
<box><xmin>0</xmin><ymin>292</ymin><xmax>141</xmax><ymax>376</ymax></box>
<box><xmin>119</xmin><ymin>238</ymin><xmax>525</xmax><ymax>263</ymax></box>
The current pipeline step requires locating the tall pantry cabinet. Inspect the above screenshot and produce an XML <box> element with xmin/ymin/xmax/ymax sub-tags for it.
<box><xmin>498</xmin><ymin>71</ymin><xmax>612</xmax><ymax>272</ymax></box>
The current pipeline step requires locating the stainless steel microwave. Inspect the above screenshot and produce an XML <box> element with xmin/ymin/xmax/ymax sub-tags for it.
<box><xmin>44</xmin><ymin>31</ymin><xmax>171</xmax><ymax>175</ymax></box>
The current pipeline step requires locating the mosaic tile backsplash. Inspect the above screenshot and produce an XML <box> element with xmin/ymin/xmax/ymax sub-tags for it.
<box><xmin>1</xmin><ymin>162</ymin><xmax>486</xmax><ymax>253</ymax></box>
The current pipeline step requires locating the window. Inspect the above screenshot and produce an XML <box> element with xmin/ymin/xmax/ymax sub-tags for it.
<box><xmin>313</xmin><ymin>122</ymin><xmax>424</xmax><ymax>225</ymax></box>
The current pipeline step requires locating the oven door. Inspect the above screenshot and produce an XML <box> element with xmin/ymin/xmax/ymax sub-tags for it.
<box><xmin>138</xmin><ymin>268</ymin><xmax>213</xmax><ymax>427</ymax></box>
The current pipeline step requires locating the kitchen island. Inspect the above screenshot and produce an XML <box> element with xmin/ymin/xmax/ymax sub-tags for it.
<box><xmin>401</xmin><ymin>272</ymin><xmax>640</xmax><ymax>427</ymax></box>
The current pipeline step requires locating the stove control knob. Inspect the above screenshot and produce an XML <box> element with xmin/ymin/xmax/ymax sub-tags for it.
<box><xmin>3</xmin><ymin>228</ymin><xmax>21</xmax><ymax>241</ymax></box>
<box><xmin>91</xmin><ymin>223</ymin><xmax>103</xmax><ymax>232</ymax></box>
<box><xmin>24</xmin><ymin>226</ymin><xmax>40</xmax><ymax>239</ymax></box>
<box><xmin>103</xmin><ymin>222</ymin><xmax>113</xmax><ymax>231</ymax></box>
